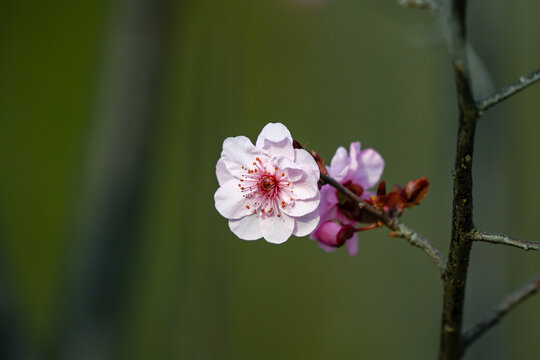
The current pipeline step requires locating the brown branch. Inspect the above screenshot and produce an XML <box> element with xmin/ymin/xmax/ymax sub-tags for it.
<box><xmin>462</xmin><ymin>273</ymin><xmax>540</xmax><ymax>350</ymax></box>
<box><xmin>320</xmin><ymin>173</ymin><xmax>447</xmax><ymax>275</ymax></box>
<box><xmin>400</xmin><ymin>1</ymin><xmax>539</xmax><ymax>359</ymax></box>
<box><xmin>471</xmin><ymin>230</ymin><xmax>540</xmax><ymax>251</ymax></box>
<box><xmin>439</xmin><ymin>1</ymin><xmax>481</xmax><ymax>359</ymax></box>
<box><xmin>476</xmin><ymin>67</ymin><xmax>540</xmax><ymax>114</ymax></box>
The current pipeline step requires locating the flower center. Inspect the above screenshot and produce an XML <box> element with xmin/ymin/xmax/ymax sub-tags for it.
<box><xmin>257</xmin><ymin>174</ymin><xmax>279</xmax><ymax>199</ymax></box>
<box><xmin>238</xmin><ymin>157</ymin><xmax>294</xmax><ymax>217</ymax></box>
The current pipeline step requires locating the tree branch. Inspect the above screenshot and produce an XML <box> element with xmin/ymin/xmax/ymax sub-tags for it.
<box><xmin>462</xmin><ymin>273</ymin><xmax>540</xmax><ymax>350</ymax></box>
<box><xmin>398</xmin><ymin>0</ymin><xmax>539</xmax><ymax>358</ymax></box>
<box><xmin>476</xmin><ymin>67</ymin><xmax>540</xmax><ymax>113</ymax></box>
<box><xmin>439</xmin><ymin>1</ymin><xmax>480</xmax><ymax>359</ymax></box>
<box><xmin>320</xmin><ymin>173</ymin><xmax>447</xmax><ymax>275</ymax></box>
<box><xmin>470</xmin><ymin>230</ymin><xmax>540</xmax><ymax>251</ymax></box>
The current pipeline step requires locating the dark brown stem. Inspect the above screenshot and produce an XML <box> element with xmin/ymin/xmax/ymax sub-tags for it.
<box><xmin>476</xmin><ymin>67</ymin><xmax>540</xmax><ymax>114</ymax></box>
<box><xmin>320</xmin><ymin>173</ymin><xmax>447</xmax><ymax>275</ymax></box>
<box><xmin>462</xmin><ymin>273</ymin><xmax>540</xmax><ymax>350</ymax></box>
<box><xmin>398</xmin><ymin>1</ymin><xmax>540</xmax><ymax>358</ymax></box>
<box><xmin>439</xmin><ymin>1</ymin><xmax>479</xmax><ymax>359</ymax></box>
<box><xmin>470</xmin><ymin>230</ymin><xmax>540</xmax><ymax>251</ymax></box>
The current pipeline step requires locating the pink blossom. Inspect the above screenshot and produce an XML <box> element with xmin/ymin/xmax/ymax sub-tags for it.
<box><xmin>312</xmin><ymin>221</ymin><xmax>356</xmax><ymax>250</ymax></box>
<box><xmin>311</xmin><ymin>142</ymin><xmax>384</xmax><ymax>256</ymax></box>
<box><xmin>214</xmin><ymin>123</ymin><xmax>320</xmax><ymax>244</ymax></box>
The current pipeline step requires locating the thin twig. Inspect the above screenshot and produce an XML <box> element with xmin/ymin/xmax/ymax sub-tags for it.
<box><xmin>320</xmin><ymin>173</ymin><xmax>447</xmax><ymax>275</ymax></box>
<box><xmin>470</xmin><ymin>230</ymin><xmax>540</xmax><ymax>251</ymax></box>
<box><xmin>476</xmin><ymin>67</ymin><xmax>540</xmax><ymax>113</ymax></box>
<box><xmin>391</xmin><ymin>221</ymin><xmax>448</xmax><ymax>275</ymax></box>
<box><xmin>462</xmin><ymin>273</ymin><xmax>540</xmax><ymax>350</ymax></box>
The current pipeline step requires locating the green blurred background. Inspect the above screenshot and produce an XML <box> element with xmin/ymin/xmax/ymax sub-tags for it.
<box><xmin>0</xmin><ymin>0</ymin><xmax>539</xmax><ymax>359</ymax></box>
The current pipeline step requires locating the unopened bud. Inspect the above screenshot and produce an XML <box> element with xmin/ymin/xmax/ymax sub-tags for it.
<box><xmin>403</xmin><ymin>176</ymin><xmax>429</xmax><ymax>207</ymax></box>
<box><xmin>313</xmin><ymin>221</ymin><xmax>355</xmax><ymax>248</ymax></box>
<box><xmin>377</xmin><ymin>181</ymin><xmax>386</xmax><ymax>197</ymax></box>
<box><xmin>384</xmin><ymin>191</ymin><xmax>405</xmax><ymax>210</ymax></box>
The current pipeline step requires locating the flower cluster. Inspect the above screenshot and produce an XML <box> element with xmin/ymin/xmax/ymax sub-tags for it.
<box><xmin>311</xmin><ymin>142</ymin><xmax>384</xmax><ymax>256</ymax></box>
<box><xmin>215</xmin><ymin>123</ymin><xmax>429</xmax><ymax>256</ymax></box>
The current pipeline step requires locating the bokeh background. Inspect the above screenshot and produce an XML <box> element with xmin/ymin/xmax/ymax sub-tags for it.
<box><xmin>1</xmin><ymin>0</ymin><xmax>539</xmax><ymax>359</ymax></box>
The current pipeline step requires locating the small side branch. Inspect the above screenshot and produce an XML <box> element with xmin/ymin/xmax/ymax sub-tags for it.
<box><xmin>471</xmin><ymin>230</ymin><xmax>540</xmax><ymax>251</ymax></box>
<box><xmin>476</xmin><ymin>67</ymin><xmax>540</xmax><ymax>113</ymax></box>
<box><xmin>391</xmin><ymin>221</ymin><xmax>448</xmax><ymax>275</ymax></box>
<box><xmin>462</xmin><ymin>273</ymin><xmax>540</xmax><ymax>350</ymax></box>
<box><xmin>320</xmin><ymin>173</ymin><xmax>447</xmax><ymax>275</ymax></box>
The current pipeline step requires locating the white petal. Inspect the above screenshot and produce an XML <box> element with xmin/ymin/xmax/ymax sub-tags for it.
<box><xmin>294</xmin><ymin>149</ymin><xmax>320</xmax><ymax>178</ymax></box>
<box><xmin>256</xmin><ymin>123</ymin><xmax>293</xmax><ymax>148</ymax></box>
<box><xmin>328</xmin><ymin>146</ymin><xmax>349</xmax><ymax>182</ymax></box>
<box><xmin>291</xmin><ymin>181</ymin><xmax>319</xmax><ymax>200</ymax></box>
<box><xmin>214</xmin><ymin>180</ymin><xmax>252</xmax><ymax>219</ymax></box>
<box><xmin>262</xmin><ymin>138</ymin><xmax>295</xmax><ymax>161</ymax></box>
<box><xmin>292</xmin><ymin>211</ymin><xmax>320</xmax><ymax>237</ymax></box>
<box><xmin>276</xmin><ymin>156</ymin><xmax>303</xmax><ymax>182</ymax></box>
<box><xmin>256</xmin><ymin>123</ymin><xmax>295</xmax><ymax>160</ymax></box>
<box><xmin>221</xmin><ymin>136</ymin><xmax>261</xmax><ymax>178</ymax></box>
<box><xmin>282</xmin><ymin>192</ymin><xmax>320</xmax><ymax>217</ymax></box>
<box><xmin>259</xmin><ymin>213</ymin><xmax>294</xmax><ymax>244</ymax></box>
<box><xmin>216</xmin><ymin>158</ymin><xmax>235</xmax><ymax>186</ymax></box>
<box><xmin>229</xmin><ymin>216</ymin><xmax>262</xmax><ymax>240</ymax></box>
<box><xmin>286</xmin><ymin>149</ymin><xmax>320</xmax><ymax>200</ymax></box>
<box><xmin>288</xmin><ymin>174</ymin><xmax>319</xmax><ymax>200</ymax></box>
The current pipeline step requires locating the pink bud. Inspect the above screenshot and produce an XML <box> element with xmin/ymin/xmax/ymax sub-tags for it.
<box><xmin>312</xmin><ymin>221</ymin><xmax>355</xmax><ymax>248</ymax></box>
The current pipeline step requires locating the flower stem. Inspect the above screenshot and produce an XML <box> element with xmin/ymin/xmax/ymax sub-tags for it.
<box><xmin>320</xmin><ymin>173</ymin><xmax>447</xmax><ymax>275</ymax></box>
